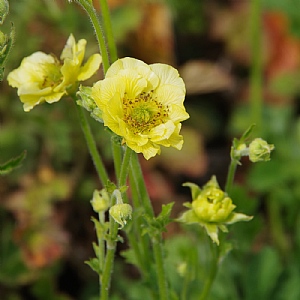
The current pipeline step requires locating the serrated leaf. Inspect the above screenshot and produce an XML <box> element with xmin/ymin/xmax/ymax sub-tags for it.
<box><xmin>85</xmin><ymin>258</ymin><xmax>101</xmax><ymax>274</ymax></box>
<box><xmin>0</xmin><ymin>150</ymin><xmax>26</xmax><ymax>175</ymax></box>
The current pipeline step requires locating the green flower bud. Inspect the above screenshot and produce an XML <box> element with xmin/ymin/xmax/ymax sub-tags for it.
<box><xmin>249</xmin><ymin>138</ymin><xmax>274</xmax><ymax>162</ymax></box>
<box><xmin>0</xmin><ymin>0</ymin><xmax>9</xmax><ymax>25</ymax></box>
<box><xmin>180</xmin><ymin>176</ymin><xmax>252</xmax><ymax>245</ymax></box>
<box><xmin>109</xmin><ymin>203</ymin><xmax>132</xmax><ymax>229</ymax></box>
<box><xmin>91</xmin><ymin>189</ymin><xmax>110</xmax><ymax>213</ymax></box>
<box><xmin>192</xmin><ymin>188</ymin><xmax>236</xmax><ymax>223</ymax></box>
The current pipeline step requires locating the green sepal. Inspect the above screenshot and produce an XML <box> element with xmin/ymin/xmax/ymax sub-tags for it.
<box><xmin>85</xmin><ymin>257</ymin><xmax>101</xmax><ymax>274</ymax></box>
<box><xmin>182</xmin><ymin>182</ymin><xmax>201</xmax><ymax>199</ymax></box>
<box><xmin>0</xmin><ymin>150</ymin><xmax>26</xmax><ymax>175</ymax></box>
<box><xmin>76</xmin><ymin>85</ymin><xmax>103</xmax><ymax>123</ymax></box>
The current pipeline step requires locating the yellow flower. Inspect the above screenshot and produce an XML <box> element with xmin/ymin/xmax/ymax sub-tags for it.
<box><xmin>7</xmin><ymin>34</ymin><xmax>102</xmax><ymax>111</ymax></box>
<box><xmin>91</xmin><ymin>57</ymin><xmax>189</xmax><ymax>160</ymax></box>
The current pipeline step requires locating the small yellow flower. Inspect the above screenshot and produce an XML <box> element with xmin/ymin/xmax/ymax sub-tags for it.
<box><xmin>179</xmin><ymin>176</ymin><xmax>252</xmax><ymax>245</ymax></box>
<box><xmin>7</xmin><ymin>34</ymin><xmax>101</xmax><ymax>111</ymax></box>
<box><xmin>91</xmin><ymin>57</ymin><xmax>189</xmax><ymax>160</ymax></box>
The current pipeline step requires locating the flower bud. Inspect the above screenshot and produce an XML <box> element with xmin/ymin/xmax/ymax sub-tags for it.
<box><xmin>192</xmin><ymin>188</ymin><xmax>236</xmax><ymax>223</ymax></box>
<box><xmin>91</xmin><ymin>189</ymin><xmax>110</xmax><ymax>213</ymax></box>
<box><xmin>180</xmin><ymin>176</ymin><xmax>252</xmax><ymax>245</ymax></box>
<box><xmin>249</xmin><ymin>138</ymin><xmax>274</xmax><ymax>162</ymax></box>
<box><xmin>109</xmin><ymin>203</ymin><xmax>132</xmax><ymax>228</ymax></box>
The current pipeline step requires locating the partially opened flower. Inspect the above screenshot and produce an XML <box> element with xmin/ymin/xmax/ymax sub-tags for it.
<box><xmin>7</xmin><ymin>34</ymin><xmax>101</xmax><ymax>111</ymax></box>
<box><xmin>179</xmin><ymin>176</ymin><xmax>252</xmax><ymax>245</ymax></box>
<box><xmin>91</xmin><ymin>57</ymin><xmax>189</xmax><ymax>160</ymax></box>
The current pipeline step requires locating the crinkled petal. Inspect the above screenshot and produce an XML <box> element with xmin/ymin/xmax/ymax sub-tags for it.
<box><xmin>7</xmin><ymin>52</ymin><xmax>55</xmax><ymax>88</ymax></box>
<box><xmin>78</xmin><ymin>53</ymin><xmax>102</xmax><ymax>81</ymax></box>
<box><xmin>150</xmin><ymin>120</ymin><xmax>176</xmax><ymax>142</ymax></box>
<box><xmin>154</xmin><ymin>84</ymin><xmax>185</xmax><ymax>106</ymax></box>
<box><xmin>150</xmin><ymin>63</ymin><xmax>185</xmax><ymax>92</ymax></box>
<box><xmin>106</xmin><ymin>57</ymin><xmax>149</xmax><ymax>78</ymax></box>
<box><xmin>118</xmin><ymin>69</ymin><xmax>148</xmax><ymax>99</ymax></box>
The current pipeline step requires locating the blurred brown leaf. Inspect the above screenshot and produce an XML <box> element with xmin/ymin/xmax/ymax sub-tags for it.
<box><xmin>128</xmin><ymin>2</ymin><xmax>175</xmax><ymax>64</ymax></box>
<box><xmin>179</xmin><ymin>60</ymin><xmax>234</xmax><ymax>94</ymax></box>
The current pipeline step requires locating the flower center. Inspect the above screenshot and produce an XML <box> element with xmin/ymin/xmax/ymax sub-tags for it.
<box><xmin>123</xmin><ymin>91</ymin><xmax>169</xmax><ymax>134</ymax></box>
<box><xmin>41</xmin><ymin>60</ymin><xmax>63</xmax><ymax>89</ymax></box>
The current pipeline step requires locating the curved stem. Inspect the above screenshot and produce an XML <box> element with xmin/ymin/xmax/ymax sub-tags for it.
<box><xmin>98</xmin><ymin>0</ymin><xmax>118</xmax><ymax>63</ymax></box>
<box><xmin>76</xmin><ymin>0</ymin><xmax>110</xmax><ymax>73</ymax></box>
<box><xmin>75</xmin><ymin>102</ymin><xmax>109</xmax><ymax>186</ymax></box>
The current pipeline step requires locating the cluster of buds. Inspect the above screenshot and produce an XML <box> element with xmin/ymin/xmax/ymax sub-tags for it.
<box><xmin>0</xmin><ymin>0</ymin><xmax>14</xmax><ymax>81</ymax></box>
<box><xmin>178</xmin><ymin>176</ymin><xmax>252</xmax><ymax>245</ymax></box>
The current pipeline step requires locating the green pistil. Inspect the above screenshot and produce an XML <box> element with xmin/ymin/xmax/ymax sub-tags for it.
<box><xmin>123</xmin><ymin>91</ymin><xmax>169</xmax><ymax>134</ymax></box>
<box><xmin>41</xmin><ymin>61</ymin><xmax>62</xmax><ymax>88</ymax></box>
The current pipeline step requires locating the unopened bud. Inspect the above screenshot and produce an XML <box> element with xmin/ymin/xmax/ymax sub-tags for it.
<box><xmin>249</xmin><ymin>138</ymin><xmax>274</xmax><ymax>162</ymax></box>
<box><xmin>91</xmin><ymin>189</ymin><xmax>110</xmax><ymax>213</ymax></box>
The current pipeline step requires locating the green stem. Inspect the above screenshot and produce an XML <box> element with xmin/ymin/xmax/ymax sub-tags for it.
<box><xmin>250</xmin><ymin>0</ymin><xmax>263</xmax><ymax>131</ymax></box>
<box><xmin>100</xmin><ymin>191</ymin><xmax>119</xmax><ymax>300</ymax></box>
<box><xmin>118</xmin><ymin>145</ymin><xmax>131</xmax><ymax>187</ymax></box>
<box><xmin>112</xmin><ymin>138</ymin><xmax>122</xmax><ymax>180</ymax></box>
<box><xmin>152</xmin><ymin>237</ymin><xmax>169</xmax><ymax>300</ymax></box>
<box><xmin>224</xmin><ymin>160</ymin><xmax>237</xmax><ymax>195</ymax></box>
<box><xmin>130</xmin><ymin>152</ymin><xmax>154</xmax><ymax>217</ymax></box>
<box><xmin>97</xmin><ymin>211</ymin><xmax>106</xmax><ymax>284</ymax></box>
<box><xmin>130</xmin><ymin>152</ymin><xmax>169</xmax><ymax>299</ymax></box>
<box><xmin>76</xmin><ymin>0</ymin><xmax>110</xmax><ymax>73</ymax></box>
<box><xmin>199</xmin><ymin>243</ymin><xmax>219</xmax><ymax>300</ymax></box>
<box><xmin>98</xmin><ymin>0</ymin><xmax>118</xmax><ymax>63</ymax></box>
<box><xmin>75</xmin><ymin>102</ymin><xmax>109</xmax><ymax>186</ymax></box>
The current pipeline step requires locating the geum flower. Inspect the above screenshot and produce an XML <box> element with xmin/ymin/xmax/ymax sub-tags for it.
<box><xmin>178</xmin><ymin>176</ymin><xmax>252</xmax><ymax>245</ymax></box>
<box><xmin>7</xmin><ymin>34</ymin><xmax>101</xmax><ymax>111</ymax></box>
<box><xmin>92</xmin><ymin>57</ymin><xmax>189</xmax><ymax>160</ymax></box>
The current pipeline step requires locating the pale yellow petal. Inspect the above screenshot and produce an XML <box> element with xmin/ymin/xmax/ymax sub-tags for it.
<box><xmin>78</xmin><ymin>53</ymin><xmax>102</xmax><ymax>81</ymax></box>
<box><xmin>154</xmin><ymin>84</ymin><xmax>185</xmax><ymax>106</ymax></box>
<box><xmin>168</xmin><ymin>104</ymin><xmax>190</xmax><ymax>123</ymax></box>
<box><xmin>106</xmin><ymin>57</ymin><xmax>149</xmax><ymax>78</ymax></box>
<box><xmin>118</xmin><ymin>69</ymin><xmax>148</xmax><ymax>99</ymax></box>
<box><xmin>92</xmin><ymin>77</ymin><xmax>125</xmax><ymax>110</ymax></box>
<box><xmin>150</xmin><ymin>63</ymin><xmax>185</xmax><ymax>92</ymax></box>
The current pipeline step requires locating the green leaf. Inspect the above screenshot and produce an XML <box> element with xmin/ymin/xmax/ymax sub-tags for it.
<box><xmin>85</xmin><ymin>258</ymin><xmax>101</xmax><ymax>274</ymax></box>
<box><xmin>0</xmin><ymin>150</ymin><xmax>26</xmax><ymax>175</ymax></box>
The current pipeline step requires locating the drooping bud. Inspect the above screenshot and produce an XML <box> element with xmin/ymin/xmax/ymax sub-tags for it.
<box><xmin>109</xmin><ymin>203</ymin><xmax>132</xmax><ymax>229</ymax></box>
<box><xmin>249</xmin><ymin>138</ymin><xmax>274</xmax><ymax>162</ymax></box>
